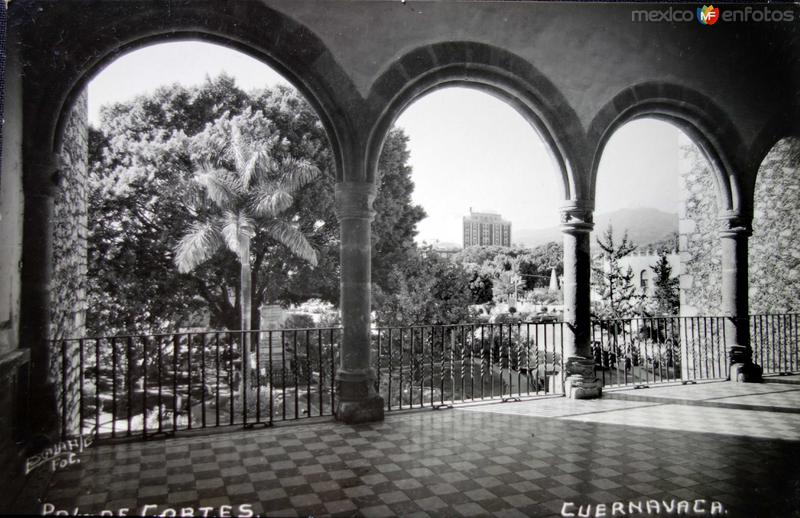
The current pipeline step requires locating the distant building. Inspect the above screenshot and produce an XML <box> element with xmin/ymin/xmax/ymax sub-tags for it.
<box><xmin>429</xmin><ymin>241</ymin><xmax>461</xmax><ymax>260</ymax></box>
<box><xmin>463</xmin><ymin>209</ymin><xmax>511</xmax><ymax>247</ymax></box>
<box><xmin>591</xmin><ymin>249</ymin><xmax>680</xmax><ymax>300</ymax></box>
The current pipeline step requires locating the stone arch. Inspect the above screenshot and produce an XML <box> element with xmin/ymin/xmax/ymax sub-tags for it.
<box><xmin>16</xmin><ymin>1</ymin><xmax>356</xmax><ymax>181</ymax></box>
<box><xmin>363</xmin><ymin>42</ymin><xmax>588</xmax><ymax>200</ymax></box>
<box><xmin>588</xmin><ymin>82</ymin><xmax>748</xmax><ymax>216</ymax></box>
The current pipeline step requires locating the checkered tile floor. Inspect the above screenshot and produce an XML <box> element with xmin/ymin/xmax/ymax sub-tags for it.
<box><xmin>21</xmin><ymin>381</ymin><xmax>800</xmax><ymax>517</ymax></box>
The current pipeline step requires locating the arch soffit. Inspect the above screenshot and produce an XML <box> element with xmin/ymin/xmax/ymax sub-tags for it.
<box><xmin>18</xmin><ymin>3</ymin><xmax>358</xmax><ymax>182</ymax></box>
<box><xmin>587</xmin><ymin>83</ymin><xmax>751</xmax><ymax>216</ymax></box>
<box><xmin>363</xmin><ymin>42</ymin><xmax>590</xmax><ymax>201</ymax></box>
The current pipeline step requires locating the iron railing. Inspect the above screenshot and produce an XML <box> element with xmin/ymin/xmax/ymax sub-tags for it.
<box><xmin>54</xmin><ymin>328</ymin><xmax>341</xmax><ymax>440</ymax></box>
<box><xmin>751</xmin><ymin>314</ymin><xmax>800</xmax><ymax>375</ymax></box>
<box><xmin>373</xmin><ymin>322</ymin><xmax>566</xmax><ymax>410</ymax></box>
<box><xmin>591</xmin><ymin>316</ymin><xmax>729</xmax><ymax>388</ymax></box>
<box><xmin>53</xmin><ymin>314</ymin><xmax>800</xmax><ymax>440</ymax></box>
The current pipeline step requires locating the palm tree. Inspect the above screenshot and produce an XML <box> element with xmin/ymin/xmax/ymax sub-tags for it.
<box><xmin>174</xmin><ymin>110</ymin><xmax>319</xmax><ymax>392</ymax></box>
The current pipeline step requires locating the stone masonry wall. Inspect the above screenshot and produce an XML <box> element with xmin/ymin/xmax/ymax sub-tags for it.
<box><xmin>749</xmin><ymin>137</ymin><xmax>800</xmax><ymax>314</ymax></box>
<box><xmin>50</xmin><ymin>89</ymin><xmax>88</xmax><ymax>436</ymax></box>
<box><xmin>678</xmin><ymin>135</ymin><xmax>800</xmax><ymax>318</ymax></box>
<box><xmin>678</xmin><ymin>135</ymin><xmax>722</xmax><ymax>317</ymax></box>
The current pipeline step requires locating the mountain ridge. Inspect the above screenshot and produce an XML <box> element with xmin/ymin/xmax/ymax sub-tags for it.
<box><xmin>514</xmin><ymin>208</ymin><xmax>678</xmax><ymax>249</ymax></box>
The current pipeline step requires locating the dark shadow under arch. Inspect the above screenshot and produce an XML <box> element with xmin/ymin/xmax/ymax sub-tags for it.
<box><xmin>12</xmin><ymin>0</ymin><xmax>358</xmax><ymax>181</ymax></box>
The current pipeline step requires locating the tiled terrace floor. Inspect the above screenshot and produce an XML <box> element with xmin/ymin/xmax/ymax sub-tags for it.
<box><xmin>27</xmin><ymin>378</ymin><xmax>800</xmax><ymax>517</ymax></box>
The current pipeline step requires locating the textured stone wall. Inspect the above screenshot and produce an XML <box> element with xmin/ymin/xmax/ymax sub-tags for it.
<box><xmin>50</xmin><ymin>90</ymin><xmax>88</xmax><ymax>435</ymax></box>
<box><xmin>677</xmin><ymin>135</ymin><xmax>722</xmax><ymax>317</ymax></box>
<box><xmin>750</xmin><ymin>138</ymin><xmax>800</xmax><ymax>314</ymax></box>
<box><xmin>678</xmin><ymin>135</ymin><xmax>800</xmax><ymax>318</ymax></box>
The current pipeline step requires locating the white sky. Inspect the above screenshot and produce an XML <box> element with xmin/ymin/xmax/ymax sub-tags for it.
<box><xmin>89</xmin><ymin>41</ymin><xmax>681</xmax><ymax>244</ymax></box>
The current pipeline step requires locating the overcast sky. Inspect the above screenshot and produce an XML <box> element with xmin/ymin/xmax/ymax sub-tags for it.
<box><xmin>89</xmin><ymin>41</ymin><xmax>681</xmax><ymax>244</ymax></box>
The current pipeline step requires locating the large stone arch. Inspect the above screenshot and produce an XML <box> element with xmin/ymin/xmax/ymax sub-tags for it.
<box><xmin>12</xmin><ymin>0</ymin><xmax>358</xmax><ymax>181</ymax></box>
<box><xmin>363</xmin><ymin>42</ymin><xmax>588</xmax><ymax>201</ymax></box>
<box><xmin>587</xmin><ymin>82</ymin><xmax>748</xmax><ymax>217</ymax></box>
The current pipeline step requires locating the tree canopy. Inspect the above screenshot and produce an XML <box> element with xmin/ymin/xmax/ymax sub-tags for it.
<box><xmin>87</xmin><ymin>74</ymin><xmax>424</xmax><ymax>335</ymax></box>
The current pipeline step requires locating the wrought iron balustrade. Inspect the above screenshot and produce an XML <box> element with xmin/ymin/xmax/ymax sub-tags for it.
<box><xmin>54</xmin><ymin>328</ymin><xmax>341</xmax><ymax>440</ymax></box>
<box><xmin>52</xmin><ymin>314</ymin><xmax>799</xmax><ymax>441</ymax></box>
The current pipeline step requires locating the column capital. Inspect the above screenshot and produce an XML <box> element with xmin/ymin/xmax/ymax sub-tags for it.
<box><xmin>718</xmin><ymin>211</ymin><xmax>752</xmax><ymax>238</ymax></box>
<box><xmin>335</xmin><ymin>182</ymin><xmax>377</xmax><ymax>221</ymax></box>
<box><xmin>560</xmin><ymin>201</ymin><xmax>594</xmax><ymax>233</ymax></box>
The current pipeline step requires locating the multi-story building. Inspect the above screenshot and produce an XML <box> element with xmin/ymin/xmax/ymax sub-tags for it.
<box><xmin>462</xmin><ymin>209</ymin><xmax>512</xmax><ymax>247</ymax></box>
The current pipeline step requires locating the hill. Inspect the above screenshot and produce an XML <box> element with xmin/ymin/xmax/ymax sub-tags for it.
<box><xmin>514</xmin><ymin>208</ymin><xmax>678</xmax><ymax>249</ymax></box>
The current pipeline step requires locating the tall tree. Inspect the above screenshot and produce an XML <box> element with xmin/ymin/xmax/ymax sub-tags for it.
<box><xmin>592</xmin><ymin>225</ymin><xmax>639</xmax><ymax>319</ymax></box>
<box><xmin>87</xmin><ymin>76</ymin><xmax>423</xmax><ymax>335</ymax></box>
<box><xmin>174</xmin><ymin>109</ymin><xmax>319</xmax><ymax>390</ymax></box>
<box><xmin>647</xmin><ymin>251</ymin><xmax>680</xmax><ymax>316</ymax></box>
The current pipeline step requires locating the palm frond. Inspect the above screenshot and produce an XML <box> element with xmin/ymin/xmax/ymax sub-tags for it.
<box><xmin>240</xmin><ymin>152</ymin><xmax>259</xmax><ymax>191</ymax></box>
<box><xmin>275</xmin><ymin>157</ymin><xmax>320</xmax><ymax>193</ymax></box>
<box><xmin>264</xmin><ymin>220</ymin><xmax>319</xmax><ymax>266</ymax></box>
<box><xmin>195</xmin><ymin>163</ymin><xmax>242</xmax><ymax>210</ymax></box>
<box><xmin>229</xmin><ymin>124</ymin><xmax>248</xmax><ymax>174</ymax></box>
<box><xmin>250</xmin><ymin>185</ymin><xmax>294</xmax><ymax>218</ymax></box>
<box><xmin>221</xmin><ymin>210</ymin><xmax>256</xmax><ymax>258</ymax></box>
<box><xmin>174</xmin><ymin>220</ymin><xmax>223</xmax><ymax>273</ymax></box>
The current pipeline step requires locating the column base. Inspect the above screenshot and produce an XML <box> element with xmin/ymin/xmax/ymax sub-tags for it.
<box><xmin>335</xmin><ymin>396</ymin><xmax>385</xmax><ymax>424</ymax></box>
<box><xmin>728</xmin><ymin>345</ymin><xmax>763</xmax><ymax>383</ymax></box>
<box><xmin>334</xmin><ymin>372</ymin><xmax>384</xmax><ymax>424</ymax></box>
<box><xmin>564</xmin><ymin>357</ymin><xmax>602</xmax><ymax>399</ymax></box>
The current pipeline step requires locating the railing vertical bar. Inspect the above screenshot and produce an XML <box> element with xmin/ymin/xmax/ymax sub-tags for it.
<box><xmin>486</xmin><ymin>325</ymin><xmax>492</xmax><ymax>398</ymax></box>
<box><xmin>559</xmin><ymin>322</ymin><xmax>565</xmax><ymax>395</ymax></box>
<box><xmin>450</xmin><ymin>327</ymin><xmax>455</xmax><ymax>406</ymax></box>
<box><xmin>280</xmin><ymin>330</ymin><xmax>286</xmax><ymax>421</ymax></box>
<box><xmin>330</xmin><ymin>328</ymin><xmax>336</xmax><ymax>416</ymax></box>
<box><xmin>424</xmin><ymin>328</ymin><xmax>430</xmax><ymax>407</ymax></box>
<box><xmin>215</xmin><ymin>333</ymin><xmax>220</xmax><ymax>428</ymax></box>
<box><xmin>480</xmin><ymin>325</ymin><xmax>486</xmax><ymax>400</ymax></box>
<box><xmin>141</xmin><ymin>336</ymin><xmax>148</xmax><ymax>439</ymax></box>
<box><xmin>255</xmin><ymin>330</ymin><xmax>261</xmax><ymax>424</ymax></box>
<box><xmin>470</xmin><ymin>324</ymin><xmax>476</xmax><ymax>401</ymax></box>
<box><xmin>201</xmin><ymin>334</ymin><xmax>207</xmax><ymax>428</ymax></box>
<box><xmin>187</xmin><ymin>332</ymin><xmax>193</xmax><ymax>430</ymax></box>
<box><xmin>461</xmin><ymin>325</ymin><xmax>466</xmax><ymax>404</ymax></box>
<box><xmin>269</xmin><ymin>330</ymin><xmax>274</xmax><ymax>424</ymax></box>
<box><xmin>95</xmin><ymin>338</ymin><xmax>101</xmax><ymax>439</ymax></box>
<box><xmin>318</xmin><ymin>329</ymin><xmax>323</xmax><ymax>417</ymax></box>
<box><xmin>242</xmin><ymin>331</ymin><xmax>248</xmax><ymax>426</ymax></box>
<box><xmin>399</xmin><ymin>328</ymin><xmax>404</xmax><ymax>410</ymax></box>
<box><xmin>157</xmin><ymin>336</ymin><xmax>163</xmax><ymax>433</ymax></box>
<box><xmin>111</xmin><ymin>337</ymin><xmax>117</xmax><ymax>438</ymax></box>
<box><xmin>172</xmin><ymin>334</ymin><xmax>178</xmax><ymax>433</ymax></box>
<box><xmin>722</xmin><ymin>317</ymin><xmax>729</xmax><ymax>380</ymax></box>
<box><xmin>79</xmin><ymin>339</ymin><xmax>86</xmax><ymax>436</ymax></box>
<box><xmin>387</xmin><ymin>328</ymin><xmax>393</xmax><ymax>411</ymax></box>
<box><xmin>306</xmin><ymin>329</ymin><xmax>311</xmax><ymax>418</ymax></box>
<box><xmin>430</xmin><ymin>327</ymin><xmax>435</xmax><ymax>407</ymax></box>
<box><xmin>228</xmin><ymin>333</ymin><xmax>234</xmax><ymax>426</ymax></box>
<box><xmin>60</xmin><ymin>340</ymin><xmax>67</xmax><ymax>441</ymax></box>
<box><xmin>125</xmin><ymin>337</ymin><xmax>132</xmax><ymax>436</ymax></box>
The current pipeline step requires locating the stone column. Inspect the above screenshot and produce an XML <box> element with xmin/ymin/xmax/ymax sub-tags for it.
<box><xmin>20</xmin><ymin>151</ymin><xmax>61</xmax><ymax>443</ymax></box>
<box><xmin>334</xmin><ymin>182</ymin><xmax>384</xmax><ymax>423</ymax></box>
<box><xmin>719</xmin><ymin>213</ymin><xmax>762</xmax><ymax>382</ymax></box>
<box><xmin>561</xmin><ymin>202</ymin><xmax>602</xmax><ymax>399</ymax></box>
